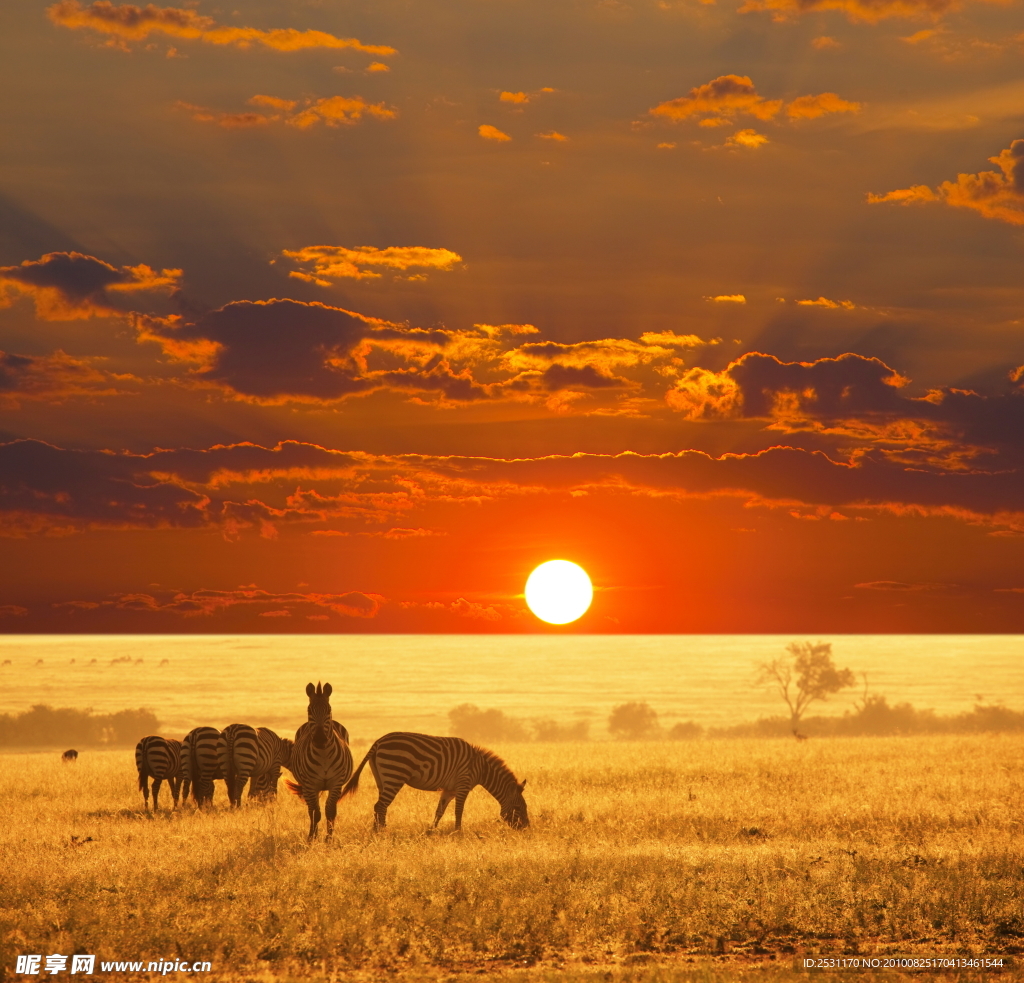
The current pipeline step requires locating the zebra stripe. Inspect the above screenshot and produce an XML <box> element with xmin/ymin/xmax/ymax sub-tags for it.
<box><xmin>135</xmin><ymin>735</ymin><xmax>183</xmax><ymax>811</ymax></box>
<box><xmin>249</xmin><ymin>727</ymin><xmax>294</xmax><ymax>801</ymax></box>
<box><xmin>286</xmin><ymin>682</ymin><xmax>353</xmax><ymax>841</ymax></box>
<box><xmin>218</xmin><ymin>723</ymin><xmax>259</xmax><ymax>808</ymax></box>
<box><xmin>341</xmin><ymin>732</ymin><xmax>529</xmax><ymax>831</ymax></box>
<box><xmin>181</xmin><ymin>726</ymin><xmax>221</xmax><ymax>808</ymax></box>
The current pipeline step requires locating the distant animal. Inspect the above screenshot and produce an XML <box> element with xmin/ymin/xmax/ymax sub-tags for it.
<box><xmin>135</xmin><ymin>736</ymin><xmax>182</xmax><ymax>810</ymax></box>
<box><xmin>342</xmin><ymin>733</ymin><xmax>529</xmax><ymax>832</ymax></box>
<box><xmin>70</xmin><ymin>659</ymin><xmax>75</xmax><ymax>664</ymax></box>
<box><xmin>88</xmin><ymin>659</ymin><xmax>97</xmax><ymax>665</ymax></box>
<box><xmin>793</xmin><ymin>730</ymin><xmax>809</xmax><ymax>742</ymax></box>
<box><xmin>285</xmin><ymin>682</ymin><xmax>353</xmax><ymax>841</ymax></box>
<box><xmin>61</xmin><ymin>749</ymin><xmax>78</xmax><ymax>763</ymax></box>
<box><xmin>2</xmin><ymin>659</ymin><xmax>11</xmax><ymax>666</ymax></box>
<box><xmin>35</xmin><ymin>659</ymin><xmax>43</xmax><ymax>666</ymax></box>
<box><xmin>217</xmin><ymin>723</ymin><xmax>259</xmax><ymax>807</ymax></box>
<box><xmin>181</xmin><ymin>726</ymin><xmax>222</xmax><ymax>807</ymax></box>
<box><xmin>159</xmin><ymin>659</ymin><xmax>169</xmax><ymax>667</ymax></box>
<box><xmin>249</xmin><ymin>727</ymin><xmax>294</xmax><ymax>801</ymax></box>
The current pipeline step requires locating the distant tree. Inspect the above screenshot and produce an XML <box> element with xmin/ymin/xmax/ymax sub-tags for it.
<box><xmin>756</xmin><ymin>641</ymin><xmax>855</xmax><ymax>736</ymax></box>
<box><xmin>608</xmin><ymin>701</ymin><xmax>659</xmax><ymax>739</ymax></box>
<box><xmin>448</xmin><ymin>704</ymin><xmax>529</xmax><ymax>743</ymax></box>
<box><xmin>532</xmin><ymin>718</ymin><xmax>590</xmax><ymax>742</ymax></box>
<box><xmin>667</xmin><ymin>721</ymin><xmax>704</xmax><ymax>740</ymax></box>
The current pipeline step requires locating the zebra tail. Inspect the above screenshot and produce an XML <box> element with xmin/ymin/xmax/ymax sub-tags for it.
<box><xmin>285</xmin><ymin>779</ymin><xmax>303</xmax><ymax>797</ymax></box>
<box><xmin>137</xmin><ymin>760</ymin><xmax>149</xmax><ymax>793</ymax></box>
<box><xmin>340</xmin><ymin>750</ymin><xmax>370</xmax><ymax>799</ymax></box>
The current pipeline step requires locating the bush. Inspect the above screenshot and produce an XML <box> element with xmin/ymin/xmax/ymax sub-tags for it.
<box><xmin>532</xmin><ymin>718</ymin><xmax>590</xmax><ymax>741</ymax></box>
<box><xmin>448</xmin><ymin>704</ymin><xmax>529</xmax><ymax>743</ymax></box>
<box><xmin>0</xmin><ymin>705</ymin><xmax>161</xmax><ymax>747</ymax></box>
<box><xmin>608</xmin><ymin>702</ymin><xmax>660</xmax><ymax>739</ymax></box>
<box><xmin>667</xmin><ymin>721</ymin><xmax>704</xmax><ymax>740</ymax></box>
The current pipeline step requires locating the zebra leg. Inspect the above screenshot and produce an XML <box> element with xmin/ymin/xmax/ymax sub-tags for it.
<box><xmin>305</xmin><ymin>791</ymin><xmax>322</xmax><ymax>841</ymax></box>
<box><xmin>373</xmin><ymin>782</ymin><xmax>403</xmax><ymax>830</ymax></box>
<box><xmin>152</xmin><ymin>777</ymin><xmax>163</xmax><ymax>812</ymax></box>
<box><xmin>141</xmin><ymin>777</ymin><xmax>151</xmax><ymax>811</ymax></box>
<box><xmin>452</xmin><ymin>785</ymin><xmax>474</xmax><ymax>832</ymax></box>
<box><xmin>170</xmin><ymin>776</ymin><xmax>181</xmax><ymax>809</ymax></box>
<box><xmin>433</xmin><ymin>790</ymin><xmax>455</xmax><ymax>827</ymax></box>
<box><xmin>324</xmin><ymin>788</ymin><xmax>341</xmax><ymax>842</ymax></box>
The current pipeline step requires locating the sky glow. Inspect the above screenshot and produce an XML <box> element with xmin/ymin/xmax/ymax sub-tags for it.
<box><xmin>1</xmin><ymin>0</ymin><xmax>1024</xmax><ymax>633</ymax></box>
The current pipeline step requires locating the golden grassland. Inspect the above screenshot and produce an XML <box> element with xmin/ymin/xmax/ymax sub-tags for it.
<box><xmin>1</xmin><ymin>735</ymin><xmax>1022</xmax><ymax>982</ymax></box>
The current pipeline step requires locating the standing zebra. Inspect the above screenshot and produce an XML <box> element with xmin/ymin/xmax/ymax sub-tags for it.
<box><xmin>248</xmin><ymin>727</ymin><xmax>294</xmax><ymax>801</ymax></box>
<box><xmin>135</xmin><ymin>735</ymin><xmax>183</xmax><ymax>811</ymax></box>
<box><xmin>341</xmin><ymin>732</ymin><xmax>529</xmax><ymax>831</ymax></box>
<box><xmin>181</xmin><ymin>726</ymin><xmax>221</xmax><ymax>808</ymax></box>
<box><xmin>218</xmin><ymin>723</ymin><xmax>259</xmax><ymax>807</ymax></box>
<box><xmin>285</xmin><ymin>682</ymin><xmax>353</xmax><ymax>841</ymax></box>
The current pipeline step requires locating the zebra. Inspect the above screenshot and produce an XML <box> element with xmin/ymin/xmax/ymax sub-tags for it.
<box><xmin>181</xmin><ymin>726</ymin><xmax>221</xmax><ymax>808</ymax></box>
<box><xmin>285</xmin><ymin>682</ymin><xmax>353</xmax><ymax>841</ymax></box>
<box><xmin>249</xmin><ymin>727</ymin><xmax>294</xmax><ymax>801</ymax></box>
<box><xmin>61</xmin><ymin>749</ymin><xmax>78</xmax><ymax>763</ymax></box>
<box><xmin>135</xmin><ymin>736</ymin><xmax>182</xmax><ymax>810</ymax></box>
<box><xmin>218</xmin><ymin>723</ymin><xmax>259</xmax><ymax>808</ymax></box>
<box><xmin>340</xmin><ymin>732</ymin><xmax>529</xmax><ymax>832</ymax></box>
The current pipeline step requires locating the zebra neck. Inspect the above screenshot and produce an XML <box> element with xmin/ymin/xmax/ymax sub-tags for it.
<box><xmin>478</xmin><ymin>760</ymin><xmax>516</xmax><ymax>805</ymax></box>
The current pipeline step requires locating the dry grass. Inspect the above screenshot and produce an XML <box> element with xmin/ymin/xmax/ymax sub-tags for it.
<box><xmin>1</xmin><ymin>735</ymin><xmax>1022</xmax><ymax>981</ymax></box>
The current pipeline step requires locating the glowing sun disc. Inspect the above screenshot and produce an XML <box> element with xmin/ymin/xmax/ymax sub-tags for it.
<box><xmin>525</xmin><ymin>560</ymin><xmax>593</xmax><ymax>624</ymax></box>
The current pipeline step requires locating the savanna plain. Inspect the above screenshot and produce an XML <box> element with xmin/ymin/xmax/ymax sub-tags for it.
<box><xmin>2</xmin><ymin>735</ymin><xmax>1022</xmax><ymax>983</ymax></box>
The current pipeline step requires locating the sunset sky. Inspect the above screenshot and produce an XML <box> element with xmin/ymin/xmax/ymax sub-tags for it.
<box><xmin>2</xmin><ymin>0</ymin><xmax>1024</xmax><ymax>633</ymax></box>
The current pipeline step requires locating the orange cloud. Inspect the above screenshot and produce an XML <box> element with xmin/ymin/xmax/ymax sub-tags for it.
<box><xmin>725</xmin><ymin>128</ymin><xmax>769</xmax><ymax>148</ymax></box>
<box><xmin>0</xmin><ymin>350</ymin><xmax>135</xmax><ymax>407</ymax></box>
<box><xmin>651</xmin><ymin>76</ymin><xmax>859</xmax><ymax>128</ymax></box>
<box><xmin>288</xmin><ymin>96</ymin><xmax>396</xmax><ymax>128</ymax></box>
<box><xmin>282</xmin><ymin>245</ymin><xmax>462</xmax><ymax>283</ymax></box>
<box><xmin>500</xmin><ymin>91</ymin><xmax>529</xmax><ymax>104</ymax></box>
<box><xmin>47</xmin><ymin>1</ymin><xmax>396</xmax><ymax>54</ymax></box>
<box><xmin>650</xmin><ymin>75</ymin><xmax>783</xmax><ymax>123</ymax></box>
<box><xmin>796</xmin><ymin>296</ymin><xmax>857</xmax><ymax>308</ymax></box>
<box><xmin>737</xmin><ymin>0</ymin><xmax>982</xmax><ymax>22</ymax></box>
<box><xmin>537</xmin><ymin>131</ymin><xmax>568</xmax><ymax>141</ymax></box>
<box><xmin>479</xmin><ymin>124</ymin><xmax>512</xmax><ymax>141</ymax></box>
<box><xmin>868</xmin><ymin>140</ymin><xmax>1024</xmax><ymax>225</ymax></box>
<box><xmin>785</xmin><ymin>92</ymin><xmax>862</xmax><ymax>119</ymax></box>
<box><xmin>812</xmin><ymin>35</ymin><xmax>841</xmax><ymax>47</ymax></box>
<box><xmin>0</xmin><ymin>252</ymin><xmax>180</xmax><ymax>319</ymax></box>
<box><xmin>706</xmin><ymin>294</ymin><xmax>746</xmax><ymax>302</ymax></box>
<box><xmin>179</xmin><ymin>95</ymin><xmax>395</xmax><ymax>129</ymax></box>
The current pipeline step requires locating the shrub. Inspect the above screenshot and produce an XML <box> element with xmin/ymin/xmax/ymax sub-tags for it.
<box><xmin>608</xmin><ymin>701</ymin><xmax>660</xmax><ymax>739</ymax></box>
<box><xmin>448</xmin><ymin>703</ymin><xmax>529</xmax><ymax>742</ymax></box>
<box><xmin>532</xmin><ymin>718</ymin><xmax>590</xmax><ymax>741</ymax></box>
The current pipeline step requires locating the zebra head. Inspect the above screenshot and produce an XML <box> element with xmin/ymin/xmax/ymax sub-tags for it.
<box><xmin>305</xmin><ymin>681</ymin><xmax>334</xmax><ymax>748</ymax></box>
<box><xmin>500</xmin><ymin>779</ymin><xmax>529</xmax><ymax>829</ymax></box>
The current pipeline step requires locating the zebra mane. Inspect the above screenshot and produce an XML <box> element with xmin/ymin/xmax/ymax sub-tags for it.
<box><xmin>471</xmin><ymin>743</ymin><xmax>518</xmax><ymax>782</ymax></box>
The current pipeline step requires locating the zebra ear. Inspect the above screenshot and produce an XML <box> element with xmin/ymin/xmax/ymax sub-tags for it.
<box><xmin>306</xmin><ymin>683</ymin><xmax>315</xmax><ymax>698</ymax></box>
<box><xmin>323</xmin><ymin>682</ymin><xmax>333</xmax><ymax>698</ymax></box>
<box><xmin>518</xmin><ymin>780</ymin><xmax>527</xmax><ymax>791</ymax></box>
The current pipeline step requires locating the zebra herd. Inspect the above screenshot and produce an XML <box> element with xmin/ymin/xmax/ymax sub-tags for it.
<box><xmin>135</xmin><ymin>681</ymin><xmax>529</xmax><ymax>840</ymax></box>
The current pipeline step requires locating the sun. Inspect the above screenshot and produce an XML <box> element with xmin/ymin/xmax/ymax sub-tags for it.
<box><xmin>524</xmin><ymin>560</ymin><xmax>593</xmax><ymax>625</ymax></box>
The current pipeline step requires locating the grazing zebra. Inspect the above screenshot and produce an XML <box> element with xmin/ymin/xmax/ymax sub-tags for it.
<box><xmin>61</xmin><ymin>749</ymin><xmax>78</xmax><ymax>763</ymax></box>
<box><xmin>249</xmin><ymin>727</ymin><xmax>294</xmax><ymax>801</ymax></box>
<box><xmin>341</xmin><ymin>732</ymin><xmax>529</xmax><ymax>832</ymax></box>
<box><xmin>285</xmin><ymin>682</ymin><xmax>353</xmax><ymax>841</ymax></box>
<box><xmin>181</xmin><ymin>726</ymin><xmax>222</xmax><ymax>807</ymax></box>
<box><xmin>218</xmin><ymin>723</ymin><xmax>259</xmax><ymax>808</ymax></box>
<box><xmin>135</xmin><ymin>736</ymin><xmax>182</xmax><ymax>810</ymax></box>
